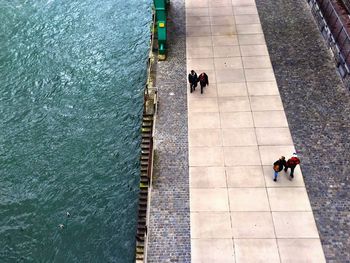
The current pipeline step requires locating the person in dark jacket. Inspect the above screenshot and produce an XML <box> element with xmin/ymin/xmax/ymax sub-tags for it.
<box><xmin>198</xmin><ymin>72</ymin><xmax>209</xmax><ymax>94</ymax></box>
<box><xmin>284</xmin><ymin>153</ymin><xmax>300</xmax><ymax>179</ymax></box>
<box><xmin>188</xmin><ymin>70</ymin><xmax>198</xmax><ymax>93</ymax></box>
<box><xmin>273</xmin><ymin>156</ymin><xmax>286</xmax><ymax>182</ymax></box>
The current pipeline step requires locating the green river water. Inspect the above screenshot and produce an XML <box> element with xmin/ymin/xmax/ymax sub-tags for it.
<box><xmin>0</xmin><ymin>0</ymin><xmax>152</xmax><ymax>262</ymax></box>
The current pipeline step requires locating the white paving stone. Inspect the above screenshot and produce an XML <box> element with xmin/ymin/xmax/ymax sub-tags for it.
<box><xmin>234</xmin><ymin>239</ymin><xmax>280</xmax><ymax>263</ymax></box>
<box><xmin>191</xmin><ymin>188</ymin><xmax>229</xmax><ymax>211</ymax></box>
<box><xmin>231</xmin><ymin>212</ymin><xmax>275</xmax><ymax>238</ymax></box>
<box><xmin>226</xmin><ymin>166</ymin><xmax>265</xmax><ymax>187</ymax></box>
<box><xmin>190</xmin><ymin>166</ymin><xmax>226</xmax><ymax>188</ymax></box>
<box><xmin>228</xmin><ymin>188</ymin><xmax>270</xmax><ymax>211</ymax></box>
<box><xmin>191</xmin><ymin>212</ymin><xmax>232</xmax><ymax>238</ymax></box>
<box><xmin>192</xmin><ymin>238</ymin><xmax>235</xmax><ymax>262</ymax></box>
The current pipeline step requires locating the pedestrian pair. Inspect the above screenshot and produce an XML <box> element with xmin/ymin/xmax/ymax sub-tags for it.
<box><xmin>188</xmin><ymin>70</ymin><xmax>209</xmax><ymax>94</ymax></box>
<box><xmin>273</xmin><ymin>153</ymin><xmax>300</xmax><ymax>181</ymax></box>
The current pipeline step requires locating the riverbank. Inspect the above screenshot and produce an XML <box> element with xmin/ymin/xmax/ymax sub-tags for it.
<box><xmin>147</xmin><ymin>0</ymin><xmax>191</xmax><ymax>262</ymax></box>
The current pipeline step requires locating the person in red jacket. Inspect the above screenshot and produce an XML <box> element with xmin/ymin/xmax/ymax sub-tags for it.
<box><xmin>284</xmin><ymin>153</ymin><xmax>301</xmax><ymax>179</ymax></box>
<box><xmin>198</xmin><ymin>72</ymin><xmax>209</xmax><ymax>94</ymax></box>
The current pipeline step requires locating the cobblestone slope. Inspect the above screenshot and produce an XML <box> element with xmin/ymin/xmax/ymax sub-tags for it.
<box><xmin>147</xmin><ymin>0</ymin><xmax>191</xmax><ymax>262</ymax></box>
<box><xmin>256</xmin><ymin>0</ymin><xmax>350</xmax><ymax>261</ymax></box>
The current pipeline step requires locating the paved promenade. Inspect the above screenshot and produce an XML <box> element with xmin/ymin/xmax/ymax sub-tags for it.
<box><xmin>186</xmin><ymin>0</ymin><xmax>325</xmax><ymax>262</ymax></box>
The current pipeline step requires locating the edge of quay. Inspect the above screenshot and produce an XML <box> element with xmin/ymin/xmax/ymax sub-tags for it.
<box><xmin>135</xmin><ymin>10</ymin><xmax>158</xmax><ymax>262</ymax></box>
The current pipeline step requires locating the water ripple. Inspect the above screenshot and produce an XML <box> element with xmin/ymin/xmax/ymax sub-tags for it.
<box><xmin>0</xmin><ymin>0</ymin><xmax>152</xmax><ymax>261</ymax></box>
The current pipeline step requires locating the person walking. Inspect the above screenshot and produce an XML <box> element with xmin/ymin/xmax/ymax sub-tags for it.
<box><xmin>284</xmin><ymin>153</ymin><xmax>300</xmax><ymax>179</ymax></box>
<box><xmin>198</xmin><ymin>72</ymin><xmax>209</xmax><ymax>94</ymax></box>
<box><xmin>273</xmin><ymin>156</ymin><xmax>286</xmax><ymax>182</ymax></box>
<box><xmin>188</xmin><ymin>70</ymin><xmax>198</xmax><ymax>93</ymax></box>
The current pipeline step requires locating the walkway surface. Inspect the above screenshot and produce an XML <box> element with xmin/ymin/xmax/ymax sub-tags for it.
<box><xmin>186</xmin><ymin>0</ymin><xmax>325</xmax><ymax>262</ymax></box>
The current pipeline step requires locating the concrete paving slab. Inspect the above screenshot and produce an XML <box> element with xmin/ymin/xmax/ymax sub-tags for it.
<box><xmin>246</xmin><ymin>81</ymin><xmax>279</xmax><ymax>96</ymax></box>
<box><xmin>222</xmin><ymin>128</ymin><xmax>257</xmax><ymax>146</ymax></box>
<box><xmin>187</xmin><ymin>47</ymin><xmax>213</xmax><ymax>58</ymax></box>
<box><xmin>212</xmin><ymin>35</ymin><xmax>239</xmax><ymax>46</ymax></box>
<box><xmin>211</xmin><ymin>16</ymin><xmax>235</xmax><ymax>26</ymax></box>
<box><xmin>223</xmin><ymin>146</ymin><xmax>261</xmax><ymax>166</ymax></box>
<box><xmin>267</xmin><ymin>187</ymin><xmax>312</xmax><ymax>211</ymax></box>
<box><xmin>187</xmin><ymin>7</ymin><xmax>209</xmax><ymax>17</ymax></box>
<box><xmin>218</xmin><ymin>96</ymin><xmax>251</xmax><ymax>112</ymax></box>
<box><xmin>234</xmin><ymin>14</ymin><xmax>260</xmax><ymax>25</ymax></box>
<box><xmin>187</xmin><ymin>26</ymin><xmax>212</xmax><ymax>37</ymax></box>
<box><xmin>228</xmin><ymin>188</ymin><xmax>270</xmax><ymax>211</ymax></box>
<box><xmin>210</xmin><ymin>7</ymin><xmax>233</xmax><ymax>16</ymax></box>
<box><xmin>232</xmin><ymin>0</ymin><xmax>256</xmax><ymax>6</ymax></box>
<box><xmin>224</xmin><ymin>146</ymin><xmax>261</xmax><ymax>166</ymax></box>
<box><xmin>192</xmin><ymin>238</ymin><xmax>235</xmax><ymax>263</ymax></box>
<box><xmin>213</xmin><ymin>46</ymin><xmax>241</xmax><ymax>58</ymax></box>
<box><xmin>186</xmin><ymin>0</ymin><xmax>208</xmax><ymax>8</ymax></box>
<box><xmin>252</xmin><ymin>111</ymin><xmax>288</xmax><ymax>127</ymax></box>
<box><xmin>245</xmin><ymin>68</ymin><xmax>275</xmax><ymax>82</ymax></box>
<box><xmin>189</xmin><ymin>129</ymin><xmax>222</xmax><ymax>147</ymax></box>
<box><xmin>242</xmin><ymin>56</ymin><xmax>272</xmax><ymax>69</ymax></box>
<box><xmin>238</xmin><ymin>34</ymin><xmax>266</xmax><ymax>45</ymax></box>
<box><xmin>191</xmin><ymin>212</ymin><xmax>232</xmax><ymax>238</ymax></box>
<box><xmin>233</xmin><ymin>6</ymin><xmax>258</xmax><ymax>15</ymax></box>
<box><xmin>188</xmin><ymin>58</ymin><xmax>214</xmax><ymax>70</ymax></box>
<box><xmin>189</xmin><ymin>146</ymin><xmax>224</xmax><ymax>166</ymax></box>
<box><xmin>187</xmin><ymin>36</ymin><xmax>213</xmax><ymax>47</ymax></box>
<box><xmin>277</xmin><ymin>239</ymin><xmax>326</xmax><ymax>263</ymax></box>
<box><xmin>191</xmin><ymin>188</ymin><xmax>229</xmax><ymax>211</ymax></box>
<box><xmin>214</xmin><ymin>57</ymin><xmax>243</xmax><ymax>70</ymax></box>
<box><xmin>220</xmin><ymin>112</ymin><xmax>254</xmax><ymax>128</ymax></box>
<box><xmin>187</xmin><ymin>16</ymin><xmax>210</xmax><ymax>26</ymax></box>
<box><xmin>209</xmin><ymin>0</ymin><xmax>232</xmax><ymax>7</ymax></box>
<box><xmin>190</xmin><ymin>98</ymin><xmax>219</xmax><ymax>112</ymax></box>
<box><xmin>231</xmin><ymin>212</ymin><xmax>275</xmax><ymax>238</ymax></box>
<box><xmin>250</xmin><ymin>96</ymin><xmax>284</xmax><ymax>111</ymax></box>
<box><xmin>188</xmin><ymin>112</ymin><xmax>221</xmax><ymax>129</ymax></box>
<box><xmin>217</xmin><ymin>82</ymin><xmax>248</xmax><ymax>97</ymax></box>
<box><xmin>226</xmin><ymin>166</ymin><xmax>265</xmax><ymax>187</ymax></box>
<box><xmin>234</xmin><ymin>239</ymin><xmax>280</xmax><ymax>263</ymax></box>
<box><xmin>190</xmin><ymin>166</ymin><xmax>226</xmax><ymax>188</ymax></box>
<box><xmin>216</xmin><ymin>69</ymin><xmax>245</xmax><ymax>83</ymax></box>
<box><xmin>240</xmin><ymin>45</ymin><xmax>269</xmax><ymax>56</ymax></box>
<box><xmin>273</xmin><ymin>211</ymin><xmax>320</xmax><ymax>238</ymax></box>
<box><xmin>255</xmin><ymin>127</ymin><xmax>293</xmax><ymax>145</ymax></box>
<box><xmin>236</xmin><ymin>24</ymin><xmax>263</xmax><ymax>34</ymax></box>
<box><xmin>211</xmin><ymin>25</ymin><xmax>237</xmax><ymax>36</ymax></box>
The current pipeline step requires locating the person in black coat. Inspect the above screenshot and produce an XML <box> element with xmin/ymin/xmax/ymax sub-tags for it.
<box><xmin>198</xmin><ymin>72</ymin><xmax>209</xmax><ymax>94</ymax></box>
<box><xmin>188</xmin><ymin>70</ymin><xmax>198</xmax><ymax>93</ymax></box>
<box><xmin>273</xmin><ymin>156</ymin><xmax>286</xmax><ymax>182</ymax></box>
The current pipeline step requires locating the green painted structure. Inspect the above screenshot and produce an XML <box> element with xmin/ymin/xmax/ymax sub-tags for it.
<box><xmin>154</xmin><ymin>0</ymin><xmax>169</xmax><ymax>59</ymax></box>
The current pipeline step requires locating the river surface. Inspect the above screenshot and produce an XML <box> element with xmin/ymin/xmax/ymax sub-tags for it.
<box><xmin>0</xmin><ymin>0</ymin><xmax>152</xmax><ymax>262</ymax></box>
